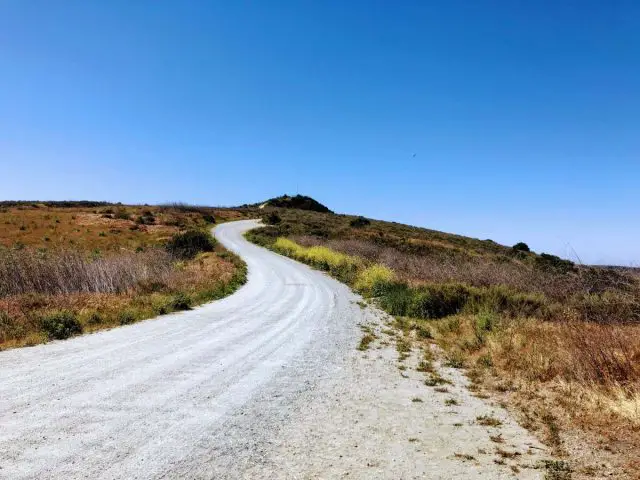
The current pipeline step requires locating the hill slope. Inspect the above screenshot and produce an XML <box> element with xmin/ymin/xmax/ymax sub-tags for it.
<box><xmin>249</xmin><ymin>205</ymin><xmax>640</xmax><ymax>479</ymax></box>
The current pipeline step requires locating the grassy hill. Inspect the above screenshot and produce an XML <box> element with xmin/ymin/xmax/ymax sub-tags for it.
<box><xmin>249</xmin><ymin>201</ymin><xmax>640</xmax><ymax>477</ymax></box>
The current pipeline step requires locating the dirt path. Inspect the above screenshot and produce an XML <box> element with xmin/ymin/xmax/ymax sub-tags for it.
<box><xmin>0</xmin><ymin>220</ymin><xmax>547</xmax><ymax>479</ymax></box>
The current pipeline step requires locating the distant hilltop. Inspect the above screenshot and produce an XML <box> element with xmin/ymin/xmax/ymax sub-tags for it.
<box><xmin>257</xmin><ymin>195</ymin><xmax>332</xmax><ymax>214</ymax></box>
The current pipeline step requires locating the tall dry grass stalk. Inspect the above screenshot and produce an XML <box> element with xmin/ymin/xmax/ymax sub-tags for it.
<box><xmin>0</xmin><ymin>248</ymin><xmax>174</xmax><ymax>296</ymax></box>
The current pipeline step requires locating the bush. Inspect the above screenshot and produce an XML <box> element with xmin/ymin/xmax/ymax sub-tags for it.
<box><xmin>350</xmin><ymin>216</ymin><xmax>371</xmax><ymax>228</ymax></box>
<box><xmin>474</xmin><ymin>311</ymin><xmax>497</xmax><ymax>342</ymax></box>
<box><xmin>354</xmin><ymin>264</ymin><xmax>395</xmax><ymax>294</ymax></box>
<box><xmin>87</xmin><ymin>312</ymin><xmax>103</xmax><ymax>325</ymax></box>
<box><xmin>41</xmin><ymin>311</ymin><xmax>83</xmax><ymax>340</ymax></box>
<box><xmin>264</xmin><ymin>212</ymin><xmax>281</xmax><ymax>225</ymax></box>
<box><xmin>201</xmin><ymin>214</ymin><xmax>216</xmax><ymax>224</ymax></box>
<box><xmin>136</xmin><ymin>213</ymin><xmax>156</xmax><ymax>225</ymax></box>
<box><xmin>114</xmin><ymin>208</ymin><xmax>130</xmax><ymax>220</ymax></box>
<box><xmin>535</xmin><ymin>253</ymin><xmax>575</xmax><ymax>273</ymax></box>
<box><xmin>118</xmin><ymin>311</ymin><xmax>136</xmax><ymax>325</ymax></box>
<box><xmin>569</xmin><ymin>292</ymin><xmax>640</xmax><ymax>324</ymax></box>
<box><xmin>374</xmin><ymin>281</ymin><xmax>546</xmax><ymax>320</ymax></box>
<box><xmin>467</xmin><ymin>285</ymin><xmax>547</xmax><ymax>318</ymax></box>
<box><xmin>0</xmin><ymin>310</ymin><xmax>27</xmax><ymax>342</ymax></box>
<box><xmin>166</xmin><ymin>230</ymin><xmax>216</xmax><ymax>259</ymax></box>
<box><xmin>272</xmin><ymin>237</ymin><xmax>361</xmax><ymax>283</ymax></box>
<box><xmin>512</xmin><ymin>242</ymin><xmax>530</xmax><ymax>252</ymax></box>
<box><xmin>376</xmin><ymin>282</ymin><xmax>414</xmax><ymax>316</ymax></box>
<box><xmin>408</xmin><ymin>283</ymin><xmax>470</xmax><ymax>319</ymax></box>
<box><xmin>169</xmin><ymin>292</ymin><xmax>191</xmax><ymax>311</ymax></box>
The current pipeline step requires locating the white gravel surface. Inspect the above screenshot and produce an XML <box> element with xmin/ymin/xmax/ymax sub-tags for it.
<box><xmin>0</xmin><ymin>219</ymin><xmax>547</xmax><ymax>479</ymax></box>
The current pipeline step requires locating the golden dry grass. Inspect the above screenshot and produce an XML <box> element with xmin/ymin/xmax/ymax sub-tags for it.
<box><xmin>0</xmin><ymin>246</ymin><xmax>243</xmax><ymax>350</ymax></box>
<box><xmin>0</xmin><ymin>204</ymin><xmax>250</xmax><ymax>350</ymax></box>
<box><xmin>256</xmin><ymin>228</ymin><xmax>640</xmax><ymax>478</ymax></box>
<box><xmin>0</xmin><ymin>204</ymin><xmax>247</xmax><ymax>251</ymax></box>
<box><xmin>410</xmin><ymin>314</ymin><xmax>640</xmax><ymax>478</ymax></box>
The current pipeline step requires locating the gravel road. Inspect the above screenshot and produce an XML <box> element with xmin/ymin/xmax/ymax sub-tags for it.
<box><xmin>0</xmin><ymin>220</ymin><xmax>547</xmax><ymax>479</ymax></box>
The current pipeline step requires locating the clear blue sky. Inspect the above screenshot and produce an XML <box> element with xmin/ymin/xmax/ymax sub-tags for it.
<box><xmin>1</xmin><ymin>1</ymin><xmax>638</xmax><ymax>265</ymax></box>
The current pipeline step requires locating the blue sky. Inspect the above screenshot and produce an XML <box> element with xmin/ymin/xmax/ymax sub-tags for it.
<box><xmin>1</xmin><ymin>1</ymin><xmax>638</xmax><ymax>265</ymax></box>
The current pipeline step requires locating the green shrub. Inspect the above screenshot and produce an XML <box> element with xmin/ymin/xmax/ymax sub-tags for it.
<box><xmin>166</xmin><ymin>230</ymin><xmax>216</xmax><ymax>259</ymax></box>
<box><xmin>114</xmin><ymin>208</ymin><xmax>130</xmax><ymax>220</ymax></box>
<box><xmin>263</xmin><ymin>212</ymin><xmax>281</xmax><ymax>225</ymax></box>
<box><xmin>350</xmin><ymin>216</ymin><xmax>371</xmax><ymax>228</ymax></box>
<box><xmin>512</xmin><ymin>242</ymin><xmax>530</xmax><ymax>252</ymax></box>
<box><xmin>118</xmin><ymin>311</ymin><xmax>136</xmax><ymax>325</ymax></box>
<box><xmin>201</xmin><ymin>214</ymin><xmax>216</xmax><ymax>224</ymax></box>
<box><xmin>87</xmin><ymin>312</ymin><xmax>103</xmax><ymax>325</ymax></box>
<box><xmin>375</xmin><ymin>282</ymin><xmax>469</xmax><ymax>319</ymax></box>
<box><xmin>374</xmin><ymin>281</ymin><xmax>545</xmax><ymax>321</ymax></box>
<box><xmin>41</xmin><ymin>311</ymin><xmax>83</xmax><ymax>340</ymax></box>
<box><xmin>169</xmin><ymin>293</ymin><xmax>191</xmax><ymax>311</ymax></box>
<box><xmin>376</xmin><ymin>282</ymin><xmax>414</xmax><ymax>316</ymax></box>
<box><xmin>570</xmin><ymin>292</ymin><xmax>640</xmax><ymax>323</ymax></box>
<box><xmin>475</xmin><ymin>311</ymin><xmax>496</xmax><ymax>333</ymax></box>
<box><xmin>0</xmin><ymin>310</ymin><xmax>27</xmax><ymax>342</ymax></box>
<box><xmin>416</xmin><ymin>324</ymin><xmax>433</xmax><ymax>339</ymax></box>
<box><xmin>408</xmin><ymin>284</ymin><xmax>470</xmax><ymax>319</ymax></box>
<box><xmin>535</xmin><ymin>253</ymin><xmax>575</xmax><ymax>273</ymax></box>
<box><xmin>467</xmin><ymin>285</ymin><xmax>547</xmax><ymax>318</ymax></box>
<box><xmin>136</xmin><ymin>213</ymin><xmax>156</xmax><ymax>225</ymax></box>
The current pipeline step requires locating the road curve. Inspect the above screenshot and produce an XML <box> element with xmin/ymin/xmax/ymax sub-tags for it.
<box><xmin>0</xmin><ymin>220</ymin><xmax>363</xmax><ymax>479</ymax></box>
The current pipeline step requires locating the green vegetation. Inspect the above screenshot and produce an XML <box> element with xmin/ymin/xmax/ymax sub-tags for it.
<box><xmin>512</xmin><ymin>242</ymin><xmax>530</xmax><ymax>252</ymax></box>
<box><xmin>476</xmin><ymin>415</ymin><xmax>503</xmax><ymax>427</ymax></box>
<box><xmin>40</xmin><ymin>311</ymin><xmax>83</xmax><ymax>340</ymax></box>
<box><xmin>263</xmin><ymin>212</ymin><xmax>282</xmax><ymax>225</ymax></box>
<box><xmin>165</xmin><ymin>229</ymin><xmax>216</xmax><ymax>259</ymax></box>
<box><xmin>169</xmin><ymin>292</ymin><xmax>192</xmax><ymax>311</ymax></box>
<box><xmin>350</xmin><ymin>216</ymin><xmax>371</xmax><ymax>228</ymax></box>
<box><xmin>357</xmin><ymin>333</ymin><xmax>375</xmax><ymax>351</ymax></box>
<box><xmin>260</xmin><ymin>194</ymin><xmax>332</xmax><ymax>213</ymax></box>
<box><xmin>272</xmin><ymin>237</ymin><xmax>362</xmax><ymax>283</ymax></box>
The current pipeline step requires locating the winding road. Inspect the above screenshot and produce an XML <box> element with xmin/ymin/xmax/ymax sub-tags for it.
<box><xmin>0</xmin><ymin>220</ymin><xmax>546</xmax><ymax>479</ymax></box>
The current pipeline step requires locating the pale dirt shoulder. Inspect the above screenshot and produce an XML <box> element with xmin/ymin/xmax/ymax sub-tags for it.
<box><xmin>245</xmin><ymin>304</ymin><xmax>550</xmax><ymax>480</ymax></box>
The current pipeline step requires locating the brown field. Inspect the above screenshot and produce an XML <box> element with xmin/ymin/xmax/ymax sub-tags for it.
<box><xmin>250</xmin><ymin>207</ymin><xmax>640</xmax><ymax>479</ymax></box>
<box><xmin>0</xmin><ymin>202</ymin><xmax>248</xmax><ymax>251</ymax></box>
<box><xmin>0</xmin><ymin>202</ymin><xmax>253</xmax><ymax>350</ymax></box>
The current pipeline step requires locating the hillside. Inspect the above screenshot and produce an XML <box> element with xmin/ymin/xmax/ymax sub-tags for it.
<box><xmin>249</xmin><ymin>205</ymin><xmax>640</xmax><ymax>478</ymax></box>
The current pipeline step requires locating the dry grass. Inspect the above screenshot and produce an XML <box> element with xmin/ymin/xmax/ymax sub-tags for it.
<box><xmin>0</xmin><ymin>204</ymin><xmax>251</xmax><ymax>350</ymax></box>
<box><xmin>0</xmin><ymin>203</ymin><xmax>248</xmax><ymax>251</ymax></box>
<box><xmin>293</xmin><ymin>235</ymin><xmax>640</xmax><ymax>310</ymax></box>
<box><xmin>0</xmin><ymin>248</ymin><xmax>174</xmax><ymax>296</ymax></box>
<box><xmin>247</xmin><ymin>210</ymin><xmax>640</xmax><ymax>478</ymax></box>
<box><xmin>425</xmin><ymin>313</ymin><xmax>640</xmax><ymax>476</ymax></box>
